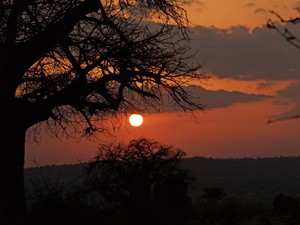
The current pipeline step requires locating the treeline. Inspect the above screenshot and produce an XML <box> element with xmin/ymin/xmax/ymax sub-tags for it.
<box><xmin>26</xmin><ymin>156</ymin><xmax>300</xmax><ymax>202</ymax></box>
<box><xmin>183</xmin><ymin>156</ymin><xmax>300</xmax><ymax>203</ymax></box>
<box><xmin>24</xmin><ymin>151</ymin><xmax>300</xmax><ymax>225</ymax></box>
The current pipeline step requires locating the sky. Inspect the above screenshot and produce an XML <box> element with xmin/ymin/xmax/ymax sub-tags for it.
<box><xmin>25</xmin><ymin>0</ymin><xmax>300</xmax><ymax>167</ymax></box>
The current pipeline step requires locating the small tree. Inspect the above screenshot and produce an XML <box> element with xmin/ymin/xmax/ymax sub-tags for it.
<box><xmin>84</xmin><ymin>138</ymin><xmax>195</xmax><ymax>225</ymax></box>
<box><xmin>0</xmin><ymin>0</ymin><xmax>205</xmax><ymax>223</ymax></box>
<box><xmin>200</xmin><ymin>187</ymin><xmax>227</xmax><ymax>225</ymax></box>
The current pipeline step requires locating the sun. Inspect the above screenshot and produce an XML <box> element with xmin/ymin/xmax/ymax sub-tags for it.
<box><xmin>129</xmin><ymin>114</ymin><xmax>143</xmax><ymax>127</ymax></box>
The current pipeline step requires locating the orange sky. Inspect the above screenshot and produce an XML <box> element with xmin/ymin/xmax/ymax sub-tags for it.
<box><xmin>25</xmin><ymin>0</ymin><xmax>300</xmax><ymax>167</ymax></box>
<box><xmin>184</xmin><ymin>0</ymin><xmax>298</xmax><ymax>29</ymax></box>
<box><xmin>26</xmin><ymin>100</ymin><xmax>300</xmax><ymax>166</ymax></box>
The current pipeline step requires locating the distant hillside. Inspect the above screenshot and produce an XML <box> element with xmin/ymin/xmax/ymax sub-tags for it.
<box><xmin>182</xmin><ymin>157</ymin><xmax>300</xmax><ymax>203</ymax></box>
<box><xmin>25</xmin><ymin>156</ymin><xmax>300</xmax><ymax>204</ymax></box>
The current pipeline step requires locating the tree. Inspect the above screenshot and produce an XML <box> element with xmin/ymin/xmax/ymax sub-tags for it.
<box><xmin>200</xmin><ymin>187</ymin><xmax>227</xmax><ymax>225</ymax></box>
<box><xmin>201</xmin><ymin>187</ymin><xmax>226</xmax><ymax>203</ymax></box>
<box><xmin>83</xmin><ymin>138</ymin><xmax>195</xmax><ymax>225</ymax></box>
<box><xmin>0</xmin><ymin>0</ymin><xmax>204</xmax><ymax>223</ymax></box>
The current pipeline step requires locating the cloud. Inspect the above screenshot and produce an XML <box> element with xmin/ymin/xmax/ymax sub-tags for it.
<box><xmin>154</xmin><ymin>85</ymin><xmax>271</xmax><ymax>113</ymax></box>
<box><xmin>144</xmin><ymin>21</ymin><xmax>299</xmax><ymax>114</ymax></box>
<box><xmin>189</xmin><ymin>24</ymin><xmax>300</xmax><ymax>80</ymax></box>
<box><xmin>186</xmin><ymin>85</ymin><xmax>271</xmax><ymax>109</ymax></box>
<box><xmin>275</xmin><ymin>81</ymin><xmax>300</xmax><ymax>116</ymax></box>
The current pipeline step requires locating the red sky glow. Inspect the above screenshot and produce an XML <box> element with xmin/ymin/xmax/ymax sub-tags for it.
<box><xmin>25</xmin><ymin>0</ymin><xmax>300</xmax><ymax>167</ymax></box>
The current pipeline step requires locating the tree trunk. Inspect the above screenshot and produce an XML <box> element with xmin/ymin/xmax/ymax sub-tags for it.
<box><xmin>0</xmin><ymin>114</ymin><xmax>26</xmax><ymax>225</ymax></box>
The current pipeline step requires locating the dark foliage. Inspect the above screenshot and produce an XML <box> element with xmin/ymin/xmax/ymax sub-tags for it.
<box><xmin>24</xmin><ymin>155</ymin><xmax>300</xmax><ymax>225</ymax></box>
<box><xmin>0</xmin><ymin>0</ymin><xmax>205</xmax><ymax>223</ymax></box>
<box><xmin>83</xmin><ymin>138</ymin><xmax>195</xmax><ymax>225</ymax></box>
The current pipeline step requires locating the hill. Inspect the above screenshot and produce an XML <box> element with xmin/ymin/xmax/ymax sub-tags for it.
<box><xmin>25</xmin><ymin>156</ymin><xmax>300</xmax><ymax>205</ymax></box>
<box><xmin>182</xmin><ymin>156</ymin><xmax>300</xmax><ymax>203</ymax></box>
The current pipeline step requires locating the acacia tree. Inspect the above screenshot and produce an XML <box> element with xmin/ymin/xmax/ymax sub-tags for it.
<box><xmin>84</xmin><ymin>138</ymin><xmax>194</xmax><ymax>225</ymax></box>
<box><xmin>0</xmin><ymin>0</ymin><xmax>204</xmax><ymax>224</ymax></box>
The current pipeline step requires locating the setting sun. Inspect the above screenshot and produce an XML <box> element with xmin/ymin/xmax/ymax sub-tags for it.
<box><xmin>129</xmin><ymin>114</ymin><xmax>144</xmax><ymax>127</ymax></box>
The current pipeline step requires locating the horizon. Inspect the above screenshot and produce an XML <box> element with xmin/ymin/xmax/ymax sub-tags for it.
<box><xmin>24</xmin><ymin>154</ymin><xmax>300</xmax><ymax>169</ymax></box>
<box><xmin>25</xmin><ymin>0</ymin><xmax>300</xmax><ymax>168</ymax></box>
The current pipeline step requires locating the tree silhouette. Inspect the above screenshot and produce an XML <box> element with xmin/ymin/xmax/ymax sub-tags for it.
<box><xmin>83</xmin><ymin>138</ymin><xmax>195</xmax><ymax>225</ymax></box>
<box><xmin>200</xmin><ymin>187</ymin><xmax>227</xmax><ymax>225</ymax></box>
<box><xmin>0</xmin><ymin>0</ymin><xmax>205</xmax><ymax>223</ymax></box>
<box><xmin>267</xmin><ymin>9</ymin><xmax>300</xmax><ymax>49</ymax></box>
<box><xmin>201</xmin><ymin>187</ymin><xmax>226</xmax><ymax>203</ymax></box>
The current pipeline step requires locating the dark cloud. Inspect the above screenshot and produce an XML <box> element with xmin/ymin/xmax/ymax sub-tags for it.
<box><xmin>144</xmin><ymin>21</ymin><xmax>300</xmax><ymax>113</ymax></box>
<box><xmin>154</xmin><ymin>85</ymin><xmax>271</xmax><ymax>113</ymax></box>
<box><xmin>185</xmin><ymin>85</ymin><xmax>271</xmax><ymax>109</ymax></box>
<box><xmin>275</xmin><ymin>81</ymin><xmax>300</xmax><ymax>116</ymax></box>
<box><xmin>189</xmin><ymin>24</ymin><xmax>300</xmax><ymax>80</ymax></box>
<box><xmin>277</xmin><ymin>81</ymin><xmax>300</xmax><ymax>99</ymax></box>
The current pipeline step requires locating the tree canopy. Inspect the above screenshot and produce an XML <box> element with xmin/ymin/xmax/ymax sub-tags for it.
<box><xmin>0</xmin><ymin>0</ymin><xmax>205</xmax><ymax>223</ymax></box>
<box><xmin>1</xmin><ymin>0</ymin><xmax>205</xmax><ymax>140</ymax></box>
<box><xmin>84</xmin><ymin>138</ymin><xmax>194</xmax><ymax>225</ymax></box>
